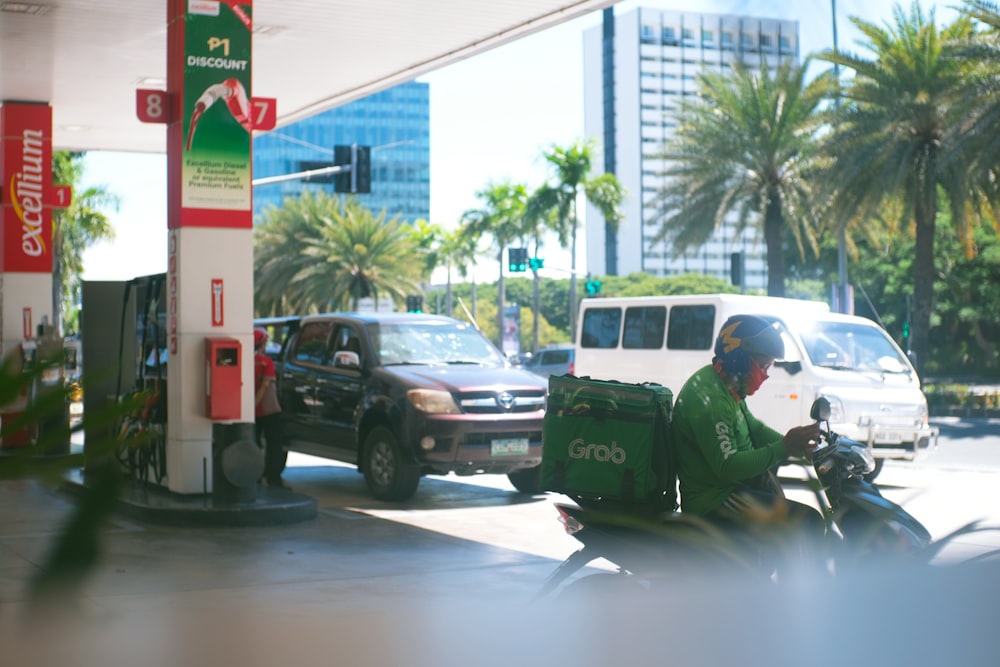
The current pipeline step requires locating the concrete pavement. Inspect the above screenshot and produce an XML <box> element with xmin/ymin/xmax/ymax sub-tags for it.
<box><xmin>3</xmin><ymin>425</ymin><xmax>1000</xmax><ymax>667</ymax></box>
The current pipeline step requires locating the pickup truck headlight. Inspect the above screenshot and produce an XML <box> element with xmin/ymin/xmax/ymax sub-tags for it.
<box><xmin>407</xmin><ymin>389</ymin><xmax>461</xmax><ymax>414</ymax></box>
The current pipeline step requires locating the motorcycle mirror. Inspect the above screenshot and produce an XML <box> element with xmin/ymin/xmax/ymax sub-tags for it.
<box><xmin>810</xmin><ymin>397</ymin><xmax>831</xmax><ymax>422</ymax></box>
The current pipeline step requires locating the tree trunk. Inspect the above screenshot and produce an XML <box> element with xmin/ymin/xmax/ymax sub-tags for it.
<box><xmin>764</xmin><ymin>187</ymin><xmax>785</xmax><ymax>298</ymax></box>
<box><xmin>446</xmin><ymin>261</ymin><xmax>453</xmax><ymax>317</ymax></box>
<box><xmin>532</xmin><ymin>268</ymin><xmax>540</xmax><ymax>354</ymax></box>
<box><xmin>569</xmin><ymin>204</ymin><xmax>579</xmax><ymax>343</ymax></box>
<box><xmin>911</xmin><ymin>170</ymin><xmax>937</xmax><ymax>379</ymax></box>
<box><xmin>496</xmin><ymin>247</ymin><xmax>505</xmax><ymax>349</ymax></box>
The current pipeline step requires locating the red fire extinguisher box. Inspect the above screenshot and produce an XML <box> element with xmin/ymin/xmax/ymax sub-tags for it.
<box><xmin>205</xmin><ymin>337</ymin><xmax>241</xmax><ymax>420</ymax></box>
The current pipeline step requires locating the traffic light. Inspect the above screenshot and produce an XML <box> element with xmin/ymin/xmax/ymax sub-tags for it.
<box><xmin>730</xmin><ymin>251</ymin><xmax>745</xmax><ymax>287</ymax></box>
<box><xmin>333</xmin><ymin>144</ymin><xmax>371</xmax><ymax>194</ymax></box>
<box><xmin>902</xmin><ymin>320</ymin><xmax>910</xmax><ymax>340</ymax></box>
<box><xmin>585</xmin><ymin>279</ymin><xmax>602</xmax><ymax>295</ymax></box>
<box><xmin>528</xmin><ymin>256</ymin><xmax>544</xmax><ymax>271</ymax></box>
<box><xmin>405</xmin><ymin>294</ymin><xmax>423</xmax><ymax>313</ymax></box>
<box><xmin>508</xmin><ymin>247</ymin><xmax>528</xmax><ymax>272</ymax></box>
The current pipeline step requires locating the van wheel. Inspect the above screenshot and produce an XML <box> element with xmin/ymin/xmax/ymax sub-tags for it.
<box><xmin>863</xmin><ymin>458</ymin><xmax>884</xmax><ymax>483</ymax></box>
<box><xmin>507</xmin><ymin>466</ymin><xmax>542</xmax><ymax>494</ymax></box>
<box><xmin>362</xmin><ymin>427</ymin><xmax>420</xmax><ymax>501</ymax></box>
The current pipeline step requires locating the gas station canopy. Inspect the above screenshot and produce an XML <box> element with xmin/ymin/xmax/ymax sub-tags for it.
<box><xmin>0</xmin><ymin>0</ymin><xmax>615</xmax><ymax>153</ymax></box>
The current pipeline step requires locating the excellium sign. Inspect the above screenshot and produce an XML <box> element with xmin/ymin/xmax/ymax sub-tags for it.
<box><xmin>1</xmin><ymin>103</ymin><xmax>52</xmax><ymax>273</ymax></box>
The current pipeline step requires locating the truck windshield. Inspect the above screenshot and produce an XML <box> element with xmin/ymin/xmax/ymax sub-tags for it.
<box><xmin>372</xmin><ymin>322</ymin><xmax>507</xmax><ymax>366</ymax></box>
<box><xmin>799</xmin><ymin>321</ymin><xmax>910</xmax><ymax>374</ymax></box>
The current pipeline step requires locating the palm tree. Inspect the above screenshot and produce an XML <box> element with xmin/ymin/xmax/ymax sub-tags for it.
<box><xmin>449</xmin><ymin>222</ymin><xmax>487</xmax><ymax>323</ymax></box>
<box><xmin>434</xmin><ymin>223</ymin><xmax>485</xmax><ymax>319</ymax></box>
<box><xmin>254</xmin><ymin>190</ymin><xmax>423</xmax><ymax>315</ymax></box>
<box><xmin>52</xmin><ymin>151</ymin><xmax>118</xmax><ymax>334</ymax></box>
<box><xmin>524</xmin><ymin>186</ymin><xmax>561</xmax><ymax>353</ymax></box>
<box><xmin>954</xmin><ymin>1</ymin><xmax>1000</xmax><ymax>233</ymax></box>
<box><xmin>460</xmin><ymin>181</ymin><xmax>530</xmax><ymax>348</ymax></box>
<box><xmin>533</xmin><ymin>139</ymin><xmax>624</xmax><ymax>342</ymax></box>
<box><xmin>818</xmin><ymin>2</ymin><xmax>979</xmax><ymax>373</ymax></box>
<box><xmin>649</xmin><ymin>59</ymin><xmax>836</xmax><ymax>299</ymax></box>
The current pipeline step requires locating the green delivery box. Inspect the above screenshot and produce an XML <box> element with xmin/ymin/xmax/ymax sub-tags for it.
<box><xmin>542</xmin><ymin>375</ymin><xmax>675</xmax><ymax>511</ymax></box>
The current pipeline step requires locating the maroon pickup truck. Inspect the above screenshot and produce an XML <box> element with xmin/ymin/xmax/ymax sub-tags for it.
<box><xmin>263</xmin><ymin>312</ymin><xmax>547</xmax><ymax>501</ymax></box>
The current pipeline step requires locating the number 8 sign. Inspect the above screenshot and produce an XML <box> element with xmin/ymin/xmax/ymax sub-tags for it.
<box><xmin>136</xmin><ymin>89</ymin><xmax>171</xmax><ymax>124</ymax></box>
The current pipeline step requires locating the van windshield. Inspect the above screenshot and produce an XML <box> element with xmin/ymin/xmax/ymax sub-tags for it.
<box><xmin>372</xmin><ymin>322</ymin><xmax>506</xmax><ymax>366</ymax></box>
<box><xmin>799</xmin><ymin>321</ymin><xmax>910</xmax><ymax>374</ymax></box>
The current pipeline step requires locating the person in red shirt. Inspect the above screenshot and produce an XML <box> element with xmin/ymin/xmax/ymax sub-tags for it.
<box><xmin>254</xmin><ymin>328</ymin><xmax>289</xmax><ymax>489</ymax></box>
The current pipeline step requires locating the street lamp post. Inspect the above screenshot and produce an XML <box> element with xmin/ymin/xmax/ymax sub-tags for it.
<box><xmin>832</xmin><ymin>0</ymin><xmax>850</xmax><ymax>314</ymax></box>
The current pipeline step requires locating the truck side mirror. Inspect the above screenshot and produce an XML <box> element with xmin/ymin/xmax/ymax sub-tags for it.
<box><xmin>333</xmin><ymin>350</ymin><xmax>360</xmax><ymax>369</ymax></box>
<box><xmin>774</xmin><ymin>360</ymin><xmax>802</xmax><ymax>375</ymax></box>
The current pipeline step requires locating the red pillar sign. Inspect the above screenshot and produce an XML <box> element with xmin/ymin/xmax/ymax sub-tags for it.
<box><xmin>167</xmin><ymin>0</ymin><xmax>253</xmax><ymax>230</ymax></box>
<box><xmin>0</xmin><ymin>103</ymin><xmax>53</xmax><ymax>273</ymax></box>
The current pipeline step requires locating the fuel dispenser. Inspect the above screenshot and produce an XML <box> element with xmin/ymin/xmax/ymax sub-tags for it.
<box><xmin>0</xmin><ymin>341</ymin><xmax>37</xmax><ymax>449</ymax></box>
<box><xmin>0</xmin><ymin>320</ymin><xmax>70</xmax><ymax>453</ymax></box>
<box><xmin>80</xmin><ymin>273</ymin><xmax>261</xmax><ymax>502</ymax></box>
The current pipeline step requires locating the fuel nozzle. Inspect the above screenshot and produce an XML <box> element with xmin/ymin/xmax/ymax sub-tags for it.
<box><xmin>185</xmin><ymin>79</ymin><xmax>252</xmax><ymax>151</ymax></box>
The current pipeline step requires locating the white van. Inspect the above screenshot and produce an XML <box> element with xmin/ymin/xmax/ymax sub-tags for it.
<box><xmin>575</xmin><ymin>294</ymin><xmax>938</xmax><ymax>477</ymax></box>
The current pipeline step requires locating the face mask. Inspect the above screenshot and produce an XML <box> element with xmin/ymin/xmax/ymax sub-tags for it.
<box><xmin>745</xmin><ymin>361</ymin><xmax>769</xmax><ymax>396</ymax></box>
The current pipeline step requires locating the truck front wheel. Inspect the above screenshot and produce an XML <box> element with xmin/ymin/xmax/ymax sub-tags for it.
<box><xmin>362</xmin><ymin>426</ymin><xmax>421</xmax><ymax>501</ymax></box>
<box><xmin>507</xmin><ymin>466</ymin><xmax>542</xmax><ymax>494</ymax></box>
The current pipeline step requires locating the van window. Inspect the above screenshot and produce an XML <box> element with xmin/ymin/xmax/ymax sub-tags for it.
<box><xmin>667</xmin><ymin>305</ymin><xmax>716</xmax><ymax>350</ymax></box>
<box><xmin>581</xmin><ymin>308</ymin><xmax>622</xmax><ymax>348</ymax></box>
<box><xmin>623</xmin><ymin>306</ymin><xmax>667</xmax><ymax>349</ymax></box>
<box><xmin>292</xmin><ymin>321</ymin><xmax>333</xmax><ymax>364</ymax></box>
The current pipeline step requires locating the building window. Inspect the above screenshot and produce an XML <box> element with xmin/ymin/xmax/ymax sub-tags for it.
<box><xmin>741</xmin><ymin>32</ymin><xmax>753</xmax><ymax>47</ymax></box>
<box><xmin>682</xmin><ymin>28</ymin><xmax>694</xmax><ymax>41</ymax></box>
<box><xmin>779</xmin><ymin>35</ymin><xmax>791</xmax><ymax>51</ymax></box>
<box><xmin>641</xmin><ymin>24</ymin><xmax>655</xmax><ymax>42</ymax></box>
<box><xmin>760</xmin><ymin>34</ymin><xmax>773</xmax><ymax>48</ymax></box>
<box><xmin>662</xmin><ymin>26</ymin><xmax>676</xmax><ymax>42</ymax></box>
<box><xmin>701</xmin><ymin>29</ymin><xmax>713</xmax><ymax>42</ymax></box>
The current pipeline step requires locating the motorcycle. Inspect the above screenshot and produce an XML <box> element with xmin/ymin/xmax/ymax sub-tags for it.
<box><xmin>533</xmin><ymin>397</ymin><xmax>933</xmax><ymax>600</ymax></box>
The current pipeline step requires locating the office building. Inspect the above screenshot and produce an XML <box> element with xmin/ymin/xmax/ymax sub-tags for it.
<box><xmin>252</xmin><ymin>81</ymin><xmax>430</xmax><ymax>224</ymax></box>
<box><xmin>583</xmin><ymin>8</ymin><xmax>799</xmax><ymax>289</ymax></box>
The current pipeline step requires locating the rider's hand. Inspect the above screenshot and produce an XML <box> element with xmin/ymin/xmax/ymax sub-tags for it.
<box><xmin>783</xmin><ymin>423</ymin><xmax>821</xmax><ymax>459</ymax></box>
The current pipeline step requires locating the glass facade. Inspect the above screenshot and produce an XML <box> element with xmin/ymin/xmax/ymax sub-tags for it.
<box><xmin>252</xmin><ymin>81</ymin><xmax>430</xmax><ymax>224</ymax></box>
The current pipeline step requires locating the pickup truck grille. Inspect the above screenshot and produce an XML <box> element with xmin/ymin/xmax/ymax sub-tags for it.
<box><xmin>458</xmin><ymin>390</ymin><xmax>546</xmax><ymax>414</ymax></box>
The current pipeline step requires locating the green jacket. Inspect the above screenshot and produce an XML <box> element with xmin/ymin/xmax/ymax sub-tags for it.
<box><xmin>672</xmin><ymin>365</ymin><xmax>788</xmax><ymax>515</ymax></box>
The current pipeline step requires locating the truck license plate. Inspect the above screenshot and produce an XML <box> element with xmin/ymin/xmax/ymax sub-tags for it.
<box><xmin>873</xmin><ymin>430</ymin><xmax>904</xmax><ymax>444</ymax></box>
<box><xmin>491</xmin><ymin>438</ymin><xmax>529</xmax><ymax>456</ymax></box>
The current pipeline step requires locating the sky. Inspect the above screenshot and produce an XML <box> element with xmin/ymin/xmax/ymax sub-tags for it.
<box><xmin>79</xmin><ymin>0</ymin><xmax>961</xmax><ymax>284</ymax></box>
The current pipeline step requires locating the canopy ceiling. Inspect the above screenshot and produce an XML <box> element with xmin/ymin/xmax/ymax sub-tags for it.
<box><xmin>0</xmin><ymin>0</ymin><xmax>615</xmax><ymax>152</ymax></box>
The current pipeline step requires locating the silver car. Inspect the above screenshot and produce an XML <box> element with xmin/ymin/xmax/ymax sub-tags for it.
<box><xmin>522</xmin><ymin>346</ymin><xmax>574</xmax><ymax>378</ymax></box>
